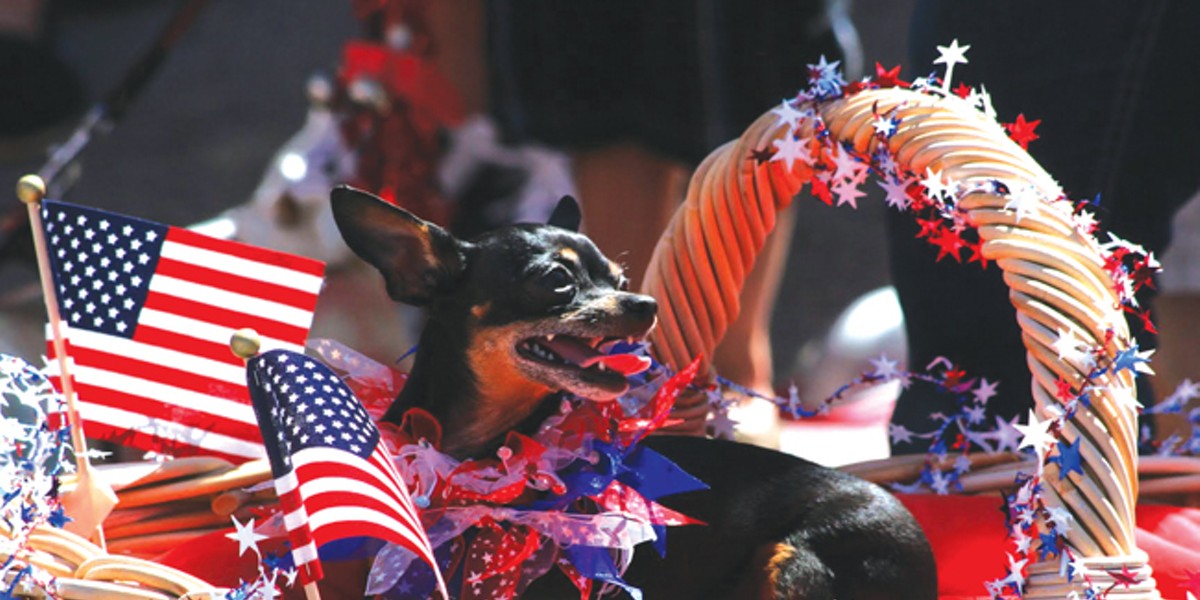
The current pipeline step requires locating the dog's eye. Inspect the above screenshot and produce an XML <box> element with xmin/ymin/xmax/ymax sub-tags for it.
<box><xmin>541</xmin><ymin>265</ymin><xmax>575</xmax><ymax>295</ymax></box>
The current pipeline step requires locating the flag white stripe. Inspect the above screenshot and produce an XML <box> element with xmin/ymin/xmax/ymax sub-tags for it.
<box><xmin>275</xmin><ymin>470</ymin><xmax>301</xmax><ymax>495</ymax></box>
<box><xmin>61</xmin><ymin>326</ymin><xmax>244</xmax><ymax>384</ymax></box>
<box><xmin>291</xmin><ymin>541</ymin><xmax>319</xmax><ymax>564</ymax></box>
<box><xmin>139</xmin><ymin>309</ymin><xmax>304</xmax><ymax>350</ymax></box>
<box><xmin>43</xmin><ymin>360</ymin><xmax>258</xmax><ymax>427</ymax></box>
<box><xmin>149</xmin><ymin>275</ymin><xmax>316</xmax><ymax>328</ymax></box>
<box><xmin>162</xmin><ymin>240</ymin><xmax>324</xmax><ymax>294</ymax></box>
<box><xmin>76</xmin><ymin>402</ymin><xmax>264</xmax><ymax>458</ymax></box>
<box><xmin>138</xmin><ymin>308</ymin><xmax>305</xmax><ymax>354</ymax></box>
<box><xmin>283</xmin><ymin>505</ymin><xmax>310</xmax><ymax>531</ymax></box>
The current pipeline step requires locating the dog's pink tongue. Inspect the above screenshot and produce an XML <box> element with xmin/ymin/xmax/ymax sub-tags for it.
<box><xmin>542</xmin><ymin>337</ymin><xmax>651</xmax><ymax>376</ymax></box>
<box><xmin>582</xmin><ymin>353</ymin><xmax>651</xmax><ymax>376</ymax></box>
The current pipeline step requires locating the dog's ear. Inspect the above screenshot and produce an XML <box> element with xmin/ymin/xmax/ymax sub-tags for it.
<box><xmin>547</xmin><ymin>195</ymin><xmax>581</xmax><ymax>232</ymax></box>
<box><xmin>331</xmin><ymin>185</ymin><xmax>467</xmax><ymax>306</ymax></box>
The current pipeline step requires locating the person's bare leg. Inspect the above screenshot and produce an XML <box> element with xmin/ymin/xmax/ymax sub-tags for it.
<box><xmin>425</xmin><ymin>0</ymin><xmax>488</xmax><ymax>115</ymax></box>
<box><xmin>572</xmin><ymin>143</ymin><xmax>687</xmax><ymax>288</ymax></box>
<box><xmin>714</xmin><ymin>206</ymin><xmax>794</xmax><ymax>448</ymax></box>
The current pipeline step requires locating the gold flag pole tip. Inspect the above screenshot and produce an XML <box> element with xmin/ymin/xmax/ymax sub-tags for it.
<box><xmin>230</xmin><ymin>328</ymin><xmax>262</xmax><ymax>360</ymax></box>
<box><xmin>16</xmin><ymin>174</ymin><xmax>47</xmax><ymax>205</ymax></box>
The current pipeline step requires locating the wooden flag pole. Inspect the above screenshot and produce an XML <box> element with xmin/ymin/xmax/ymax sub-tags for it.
<box><xmin>17</xmin><ymin>174</ymin><xmax>116</xmax><ymax>548</ymax></box>
<box><xmin>230</xmin><ymin>328</ymin><xmax>322</xmax><ymax>600</ymax></box>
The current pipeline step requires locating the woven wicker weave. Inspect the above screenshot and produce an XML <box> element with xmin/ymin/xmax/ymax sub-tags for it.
<box><xmin>642</xmin><ymin>87</ymin><xmax>1160</xmax><ymax>598</ymax></box>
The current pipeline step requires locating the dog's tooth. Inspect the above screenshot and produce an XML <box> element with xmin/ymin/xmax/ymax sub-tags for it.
<box><xmin>545</xmin><ymin>334</ymin><xmax>556</xmax><ymax>342</ymax></box>
<box><xmin>597</xmin><ymin>363</ymin><xmax>608</xmax><ymax>372</ymax></box>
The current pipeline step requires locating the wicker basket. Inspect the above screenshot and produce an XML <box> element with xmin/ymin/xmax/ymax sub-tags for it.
<box><xmin>3</xmin><ymin>87</ymin><xmax>1176</xmax><ymax>598</ymax></box>
<box><xmin>642</xmin><ymin>87</ymin><xmax>1161</xmax><ymax>598</ymax></box>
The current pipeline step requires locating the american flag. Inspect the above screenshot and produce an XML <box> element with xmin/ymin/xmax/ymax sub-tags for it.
<box><xmin>41</xmin><ymin>200</ymin><xmax>324</xmax><ymax>462</ymax></box>
<box><xmin>246</xmin><ymin>349</ymin><xmax>444</xmax><ymax>593</ymax></box>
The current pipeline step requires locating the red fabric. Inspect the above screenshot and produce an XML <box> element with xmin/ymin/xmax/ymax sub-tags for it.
<box><xmin>161</xmin><ymin>495</ymin><xmax>1200</xmax><ymax>598</ymax></box>
<box><xmin>898</xmin><ymin>495</ymin><xmax>1200</xmax><ymax>599</ymax></box>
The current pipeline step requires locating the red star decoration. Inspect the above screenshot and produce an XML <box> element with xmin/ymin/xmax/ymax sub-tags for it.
<box><xmin>915</xmin><ymin>217</ymin><xmax>943</xmax><ymax>240</ymax></box>
<box><xmin>952</xmin><ymin>82</ymin><xmax>973</xmax><ymax>99</ymax></box>
<box><xmin>1134</xmin><ymin>308</ymin><xmax>1158</xmax><ymax>335</ymax></box>
<box><xmin>966</xmin><ymin>240</ymin><xmax>991</xmax><ymax>268</ymax></box>
<box><xmin>1004</xmin><ymin>114</ymin><xmax>1042</xmax><ymax>149</ymax></box>
<box><xmin>929</xmin><ymin>227</ymin><xmax>967</xmax><ymax>262</ymax></box>
<box><xmin>1107</xmin><ymin>565</ymin><xmax>1141</xmax><ymax>589</ymax></box>
<box><xmin>943</xmin><ymin>368</ymin><xmax>966</xmax><ymax>389</ymax></box>
<box><xmin>1102</xmin><ymin>247</ymin><xmax>1131</xmax><ymax>276</ymax></box>
<box><xmin>1054</xmin><ymin>378</ymin><xmax>1075</xmax><ymax>402</ymax></box>
<box><xmin>907</xmin><ymin>184</ymin><xmax>934</xmax><ymax>211</ymax></box>
<box><xmin>843</xmin><ymin>80</ymin><xmax>867</xmax><ymax>95</ymax></box>
<box><xmin>811</xmin><ymin>176</ymin><xmax>834</xmax><ymax>206</ymax></box>
<box><xmin>750</xmin><ymin>146</ymin><xmax>775</xmax><ymax>164</ymax></box>
<box><xmin>873</xmin><ymin>62</ymin><xmax>907</xmax><ymax>88</ymax></box>
<box><xmin>1130</xmin><ymin>256</ymin><xmax>1158</xmax><ymax>291</ymax></box>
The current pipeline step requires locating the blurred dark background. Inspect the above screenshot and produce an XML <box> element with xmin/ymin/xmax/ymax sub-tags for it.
<box><xmin>0</xmin><ymin>0</ymin><xmax>915</xmax><ymax>382</ymax></box>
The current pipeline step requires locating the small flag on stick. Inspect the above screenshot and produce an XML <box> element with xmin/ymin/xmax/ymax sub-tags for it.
<box><xmin>37</xmin><ymin>198</ymin><xmax>325</xmax><ymax>462</ymax></box>
<box><xmin>239</xmin><ymin>335</ymin><xmax>445</xmax><ymax>597</ymax></box>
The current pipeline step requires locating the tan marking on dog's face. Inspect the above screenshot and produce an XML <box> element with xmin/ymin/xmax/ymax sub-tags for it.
<box><xmin>450</xmin><ymin>324</ymin><xmax>551</xmax><ymax>454</ymax></box>
<box><xmin>563</xmin><ymin>294</ymin><xmax>620</xmax><ymax>321</ymax></box>
<box><xmin>608</xmin><ymin>259</ymin><xmax>624</xmax><ymax>280</ymax></box>
<box><xmin>559</xmin><ymin>247</ymin><xmax>579</xmax><ymax>264</ymax></box>
<box><xmin>471</xmin><ymin>302</ymin><xmax>491</xmax><ymax>320</ymax></box>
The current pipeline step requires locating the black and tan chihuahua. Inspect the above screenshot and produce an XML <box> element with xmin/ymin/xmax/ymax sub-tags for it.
<box><xmin>331</xmin><ymin>185</ymin><xmax>937</xmax><ymax>599</ymax></box>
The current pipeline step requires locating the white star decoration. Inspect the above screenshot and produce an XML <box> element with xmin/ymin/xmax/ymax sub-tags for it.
<box><xmin>771</xmin><ymin>134</ymin><xmax>810</xmax><ymax>171</ymax></box>
<box><xmin>770</xmin><ymin>99</ymin><xmax>806</xmax><ymax>130</ymax></box>
<box><xmin>225</xmin><ymin>516</ymin><xmax>269</xmax><ymax>558</ymax></box>
<box><xmin>933</xmin><ymin>39</ymin><xmax>970</xmax><ymax>93</ymax></box>
<box><xmin>1051</xmin><ymin>328</ymin><xmax>1096</xmax><ymax>370</ymax></box>
<box><xmin>1004</xmin><ymin>183</ymin><xmax>1041</xmax><ymax>222</ymax></box>
<box><xmin>1015</xmin><ymin>409</ymin><xmax>1055</xmax><ymax>466</ymax></box>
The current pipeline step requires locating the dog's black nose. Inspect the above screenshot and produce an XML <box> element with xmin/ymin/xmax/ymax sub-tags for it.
<box><xmin>620</xmin><ymin>294</ymin><xmax>657</xmax><ymax>319</ymax></box>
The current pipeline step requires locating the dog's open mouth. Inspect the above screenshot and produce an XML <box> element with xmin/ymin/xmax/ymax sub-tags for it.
<box><xmin>516</xmin><ymin>334</ymin><xmax>651</xmax><ymax>399</ymax></box>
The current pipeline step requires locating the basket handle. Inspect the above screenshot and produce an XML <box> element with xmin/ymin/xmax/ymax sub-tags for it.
<box><xmin>642</xmin><ymin>87</ymin><xmax>1158</xmax><ymax>598</ymax></box>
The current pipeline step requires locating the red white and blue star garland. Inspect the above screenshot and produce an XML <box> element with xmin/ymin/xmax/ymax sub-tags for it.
<box><xmin>0</xmin><ymin>354</ymin><xmax>75</xmax><ymax>599</ymax></box>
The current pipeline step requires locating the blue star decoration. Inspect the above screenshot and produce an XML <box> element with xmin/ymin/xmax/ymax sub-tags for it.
<box><xmin>46</xmin><ymin>505</ymin><xmax>72</xmax><ymax>528</ymax></box>
<box><xmin>1110</xmin><ymin>344</ymin><xmax>1154</xmax><ymax>376</ymax></box>
<box><xmin>1038</xmin><ymin>531</ymin><xmax>1062</xmax><ymax>561</ymax></box>
<box><xmin>1050</xmin><ymin>437</ymin><xmax>1085</xmax><ymax>480</ymax></box>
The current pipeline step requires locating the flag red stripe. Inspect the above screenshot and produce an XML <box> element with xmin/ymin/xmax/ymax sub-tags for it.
<box><xmin>70</xmin><ymin>380</ymin><xmax>261</xmax><ymax>442</ymax></box>
<box><xmin>167</xmin><ymin>227</ymin><xmax>326</xmax><ymax>277</ymax></box>
<box><xmin>142</xmin><ymin>292</ymin><xmax>307</xmax><ymax>343</ymax></box>
<box><xmin>154</xmin><ymin>257</ymin><xmax>320</xmax><ymax>312</ymax></box>
<box><xmin>371</xmin><ymin>449</ymin><xmax>413</xmax><ymax>490</ymax></box>
<box><xmin>67</xmin><ymin>344</ymin><xmax>246</xmax><ymax>400</ymax></box>
<box><xmin>81</xmin><ymin>420</ymin><xmax>248</xmax><ymax>463</ymax></box>
<box><xmin>302</xmin><ymin>484</ymin><xmax>418</xmax><ymax>530</ymax></box>
<box><xmin>296</xmin><ymin>461</ymin><xmax>420</xmax><ymax>523</ymax></box>
<box><xmin>133</xmin><ymin>324</ymin><xmax>244</xmax><ymax>367</ymax></box>
<box><xmin>280</xmin><ymin>487</ymin><xmax>305</xmax><ymax>516</ymax></box>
